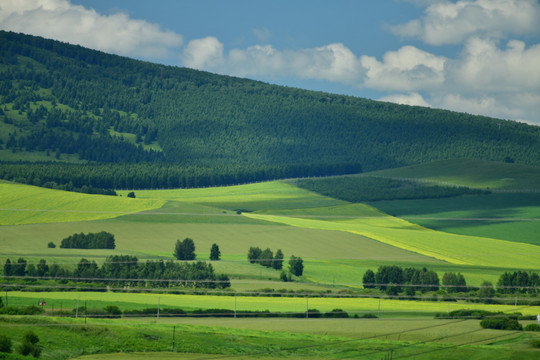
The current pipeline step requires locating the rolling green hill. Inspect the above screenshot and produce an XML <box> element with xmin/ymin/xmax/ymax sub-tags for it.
<box><xmin>2</xmin><ymin>31</ymin><xmax>540</xmax><ymax>190</ymax></box>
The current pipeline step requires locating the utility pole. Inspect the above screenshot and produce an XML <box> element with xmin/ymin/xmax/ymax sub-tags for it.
<box><xmin>171</xmin><ymin>325</ymin><xmax>176</xmax><ymax>352</ymax></box>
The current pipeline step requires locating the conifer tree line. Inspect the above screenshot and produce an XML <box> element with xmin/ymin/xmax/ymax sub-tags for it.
<box><xmin>3</xmin><ymin>255</ymin><xmax>230</xmax><ymax>289</ymax></box>
<box><xmin>2</xmin><ymin>30</ymin><xmax>540</xmax><ymax>193</ymax></box>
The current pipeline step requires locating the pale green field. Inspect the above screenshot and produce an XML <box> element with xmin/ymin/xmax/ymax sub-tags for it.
<box><xmin>9</xmin><ymin>291</ymin><xmax>540</xmax><ymax>316</ymax></box>
<box><xmin>0</xmin><ymin>182</ymin><xmax>165</xmax><ymax>225</ymax></box>
<box><xmin>118</xmin><ymin>181</ymin><xmax>346</xmax><ymax>211</ymax></box>
<box><xmin>244</xmin><ymin>212</ymin><xmax>540</xmax><ymax>269</ymax></box>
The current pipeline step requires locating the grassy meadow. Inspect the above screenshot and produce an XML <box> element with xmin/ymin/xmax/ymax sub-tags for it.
<box><xmin>2</xmin><ymin>159</ymin><xmax>540</xmax><ymax>358</ymax></box>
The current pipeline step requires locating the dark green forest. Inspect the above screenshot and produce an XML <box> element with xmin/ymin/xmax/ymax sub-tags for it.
<box><xmin>1</xmin><ymin>31</ymin><xmax>540</xmax><ymax>190</ymax></box>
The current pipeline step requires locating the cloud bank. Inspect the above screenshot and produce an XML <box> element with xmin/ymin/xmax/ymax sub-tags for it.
<box><xmin>0</xmin><ymin>0</ymin><xmax>183</xmax><ymax>59</ymax></box>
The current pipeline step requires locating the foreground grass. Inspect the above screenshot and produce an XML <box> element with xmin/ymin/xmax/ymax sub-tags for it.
<box><xmin>0</xmin><ymin>182</ymin><xmax>165</xmax><ymax>225</ymax></box>
<box><xmin>0</xmin><ymin>316</ymin><xmax>538</xmax><ymax>360</ymax></box>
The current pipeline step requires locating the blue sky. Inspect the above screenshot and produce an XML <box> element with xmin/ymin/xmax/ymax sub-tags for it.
<box><xmin>1</xmin><ymin>0</ymin><xmax>539</xmax><ymax>124</ymax></box>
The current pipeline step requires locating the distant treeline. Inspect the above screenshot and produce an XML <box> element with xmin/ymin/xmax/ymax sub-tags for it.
<box><xmin>0</xmin><ymin>161</ymin><xmax>361</xmax><ymax>190</ymax></box>
<box><xmin>297</xmin><ymin>176</ymin><xmax>489</xmax><ymax>202</ymax></box>
<box><xmin>2</xmin><ymin>30</ymin><xmax>540</xmax><ymax>191</ymax></box>
<box><xmin>60</xmin><ymin>231</ymin><xmax>115</xmax><ymax>249</ymax></box>
<box><xmin>3</xmin><ymin>256</ymin><xmax>230</xmax><ymax>289</ymax></box>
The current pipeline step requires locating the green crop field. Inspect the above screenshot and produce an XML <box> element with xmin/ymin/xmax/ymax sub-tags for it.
<box><xmin>7</xmin><ymin>291</ymin><xmax>540</xmax><ymax>317</ymax></box>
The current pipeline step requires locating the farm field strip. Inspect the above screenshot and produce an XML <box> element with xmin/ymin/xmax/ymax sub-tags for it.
<box><xmin>7</xmin><ymin>291</ymin><xmax>540</xmax><ymax>316</ymax></box>
<box><xmin>244</xmin><ymin>213</ymin><xmax>540</xmax><ymax>268</ymax></box>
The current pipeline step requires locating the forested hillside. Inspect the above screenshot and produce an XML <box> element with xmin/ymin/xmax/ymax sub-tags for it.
<box><xmin>1</xmin><ymin>30</ymin><xmax>540</xmax><ymax>190</ymax></box>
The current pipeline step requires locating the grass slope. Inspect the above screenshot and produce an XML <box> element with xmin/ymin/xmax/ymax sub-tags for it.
<box><xmin>369</xmin><ymin>159</ymin><xmax>540</xmax><ymax>190</ymax></box>
<box><xmin>0</xmin><ymin>182</ymin><xmax>165</xmax><ymax>225</ymax></box>
<box><xmin>118</xmin><ymin>181</ymin><xmax>346</xmax><ymax>211</ymax></box>
<box><xmin>370</xmin><ymin>193</ymin><xmax>540</xmax><ymax>246</ymax></box>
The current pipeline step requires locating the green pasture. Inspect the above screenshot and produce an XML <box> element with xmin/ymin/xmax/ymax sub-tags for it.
<box><xmin>370</xmin><ymin>193</ymin><xmax>540</xmax><ymax>246</ymax></box>
<box><xmin>244</xmin><ymin>212</ymin><xmax>540</xmax><ymax>269</ymax></box>
<box><xmin>8</xmin><ymin>291</ymin><xmax>540</xmax><ymax>317</ymax></box>
<box><xmin>369</xmin><ymin>159</ymin><xmax>540</xmax><ymax>190</ymax></box>
<box><xmin>0</xmin><ymin>182</ymin><xmax>165</xmax><ymax>225</ymax></box>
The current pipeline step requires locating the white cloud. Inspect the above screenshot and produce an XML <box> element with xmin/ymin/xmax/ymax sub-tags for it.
<box><xmin>379</xmin><ymin>92</ymin><xmax>431</xmax><ymax>107</ymax></box>
<box><xmin>450</xmin><ymin>37</ymin><xmax>540</xmax><ymax>93</ymax></box>
<box><xmin>392</xmin><ymin>0</ymin><xmax>540</xmax><ymax>45</ymax></box>
<box><xmin>360</xmin><ymin>46</ymin><xmax>446</xmax><ymax>91</ymax></box>
<box><xmin>182</xmin><ymin>37</ymin><xmax>224</xmax><ymax>69</ymax></box>
<box><xmin>0</xmin><ymin>0</ymin><xmax>183</xmax><ymax>59</ymax></box>
<box><xmin>184</xmin><ymin>39</ymin><xmax>364</xmax><ymax>85</ymax></box>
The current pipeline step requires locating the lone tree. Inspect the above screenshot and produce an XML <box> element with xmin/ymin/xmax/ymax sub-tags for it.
<box><xmin>210</xmin><ymin>243</ymin><xmax>221</xmax><ymax>261</ymax></box>
<box><xmin>174</xmin><ymin>238</ymin><xmax>196</xmax><ymax>260</ymax></box>
<box><xmin>289</xmin><ymin>255</ymin><xmax>304</xmax><ymax>276</ymax></box>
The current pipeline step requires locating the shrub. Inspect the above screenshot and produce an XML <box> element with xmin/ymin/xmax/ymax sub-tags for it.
<box><xmin>324</xmin><ymin>309</ymin><xmax>349</xmax><ymax>318</ymax></box>
<box><xmin>16</xmin><ymin>331</ymin><xmax>41</xmax><ymax>358</ymax></box>
<box><xmin>0</xmin><ymin>334</ymin><xmax>12</xmax><ymax>353</ymax></box>
<box><xmin>47</xmin><ymin>242</ymin><xmax>56</xmax><ymax>248</ymax></box>
<box><xmin>524</xmin><ymin>323</ymin><xmax>540</xmax><ymax>332</ymax></box>
<box><xmin>480</xmin><ymin>317</ymin><xmax>522</xmax><ymax>331</ymax></box>
<box><xmin>531</xmin><ymin>339</ymin><xmax>540</xmax><ymax>348</ymax></box>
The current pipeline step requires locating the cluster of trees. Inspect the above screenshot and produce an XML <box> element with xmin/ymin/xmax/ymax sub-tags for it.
<box><xmin>497</xmin><ymin>271</ymin><xmax>540</xmax><ymax>294</ymax></box>
<box><xmin>3</xmin><ymin>256</ymin><xmax>230</xmax><ymax>289</ymax></box>
<box><xmin>60</xmin><ymin>231</ymin><xmax>115</xmax><ymax>249</ymax></box>
<box><xmin>173</xmin><ymin>238</ymin><xmax>221</xmax><ymax>261</ymax></box>
<box><xmin>247</xmin><ymin>247</ymin><xmax>284</xmax><ymax>270</ymax></box>
<box><xmin>2</xmin><ymin>30</ymin><xmax>540</xmax><ymax>192</ymax></box>
<box><xmin>297</xmin><ymin>176</ymin><xmax>488</xmax><ymax>202</ymax></box>
<box><xmin>363</xmin><ymin>266</ymin><xmax>442</xmax><ymax>295</ymax></box>
<box><xmin>246</xmin><ymin>247</ymin><xmax>303</xmax><ymax>277</ymax></box>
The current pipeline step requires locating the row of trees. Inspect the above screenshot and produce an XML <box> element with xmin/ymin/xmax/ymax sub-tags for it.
<box><xmin>247</xmin><ymin>247</ymin><xmax>284</xmax><ymax>270</ymax></box>
<box><xmin>247</xmin><ymin>247</ymin><xmax>304</xmax><ymax>277</ymax></box>
<box><xmin>60</xmin><ymin>231</ymin><xmax>115</xmax><ymax>249</ymax></box>
<box><xmin>297</xmin><ymin>176</ymin><xmax>489</xmax><ymax>202</ymax></box>
<box><xmin>497</xmin><ymin>271</ymin><xmax>540</xmax><ymax>294</ymax></box>
<box><xmin>363</xmin><ymin>266</ymin><xmax>444</xmax><ymax>295</ymax></box>
<box><xmin>3</xmin><ymin>256</ymin><xmax>230</xmax><ymax>289</ymax></box>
